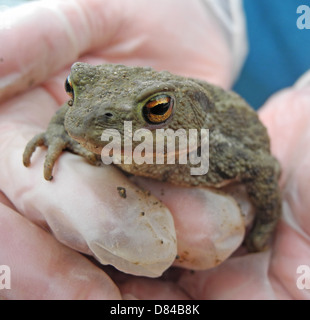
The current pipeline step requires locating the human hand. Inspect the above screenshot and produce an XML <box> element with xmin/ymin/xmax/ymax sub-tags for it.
<box><xmin>99</xmin><ymin>75</ymin><xmax>310</xmax><ymax>300</ymax></box>
<box><xmin>1</xmin><ymin>0</ymin><xmax>244</xmax><ymax>103</ymax></box>
<box><xmin>3</xmin><ymin>81</ymin><xmax>309</xmax><ymax>299</ymax></box>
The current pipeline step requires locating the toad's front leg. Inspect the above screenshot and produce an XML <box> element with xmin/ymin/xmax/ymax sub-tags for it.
<box><xmin>23</xmin><ymin>103</ymin><xmax>98</xmax><ymax>180</ymax></box>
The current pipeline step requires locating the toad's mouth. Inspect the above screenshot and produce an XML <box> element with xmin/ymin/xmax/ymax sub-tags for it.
<box><xmin>76</xmin><ymin>135</ymin><xmax>205</xmax><ymax>167</ymax></box>
<box><xmin>70</xmin><ymin>125</ymin><xmax>209</xmax><ymax>178</ymax></box>
<box><xmin>70</xmin><ymin>128</ymin><xmax>200</xmax><ymax>156</ymax></box>
<box><xmin>79</xmin><ymin>139</ymin><xmax>191</xmax><ymax>161</ymax></box>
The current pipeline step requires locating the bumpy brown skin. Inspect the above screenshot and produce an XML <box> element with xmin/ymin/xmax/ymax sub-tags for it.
<box><xmin>23</xmin><ymin>62</ymin><xmax>282</xmax><ymax>252</ymax></box>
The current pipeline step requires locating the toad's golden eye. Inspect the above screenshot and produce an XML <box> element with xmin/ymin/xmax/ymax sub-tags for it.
<box><xmin>65</xmin><ymin>76</ymin><xmax>74</xmax><ymax>99</ymax></box>
<box><xmin>142</xmin><ymin>94</ymin><xmax>174</xmax><ymax>124</ymax></box>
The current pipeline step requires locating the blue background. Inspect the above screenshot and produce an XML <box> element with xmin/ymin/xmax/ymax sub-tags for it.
<box><xmin>234</xmin><ymin>0</ymin><xmax>310</xmax><ymax>109</ymax></box>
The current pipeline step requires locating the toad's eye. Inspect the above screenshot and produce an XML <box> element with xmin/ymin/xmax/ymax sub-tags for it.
<box><xmin>65</xmin><ymin>76</ymin><xmax>74</xmax><ymax>99</ymax></box>
<box><xmin>142</xmin><ymin>94</ymin><xmax>174</xmax><ymax>125</ymax></box>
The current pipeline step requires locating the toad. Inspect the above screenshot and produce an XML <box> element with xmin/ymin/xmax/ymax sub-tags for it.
<box><xmin>23</xmin><ymin>62</ymin><xmax>282</xmax><ymax>252</ymax></box>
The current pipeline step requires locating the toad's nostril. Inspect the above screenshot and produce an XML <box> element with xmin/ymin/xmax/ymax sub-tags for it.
<box><xmin>104</xmin><ymin>112</ymin><xmax>114</xmax><ymax>118</ymax></box>
<box><xmin>93</xmin><ymin>113</ymin><xmax>114</xmax><ymax>125</ymax></box>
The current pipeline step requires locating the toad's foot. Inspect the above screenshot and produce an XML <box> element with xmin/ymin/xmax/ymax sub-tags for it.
<box><xmin>23</xmin><ymin>131</ymin><xmax>97</xmax><ymax>180</ymax></box>
<box><xmin>23</xmin><ymin>124</ymin><xmax>98</xmax><ymax>181</ymax></box>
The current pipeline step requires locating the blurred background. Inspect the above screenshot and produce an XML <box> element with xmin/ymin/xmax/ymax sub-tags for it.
<box><xmin>1</xmin><ymin>0</ymin><xmax>310</xmax><ymax>109</ymax></box>
<box><xmin>0</xmin><ymin>0</ymin><xmax>36</xmax><ymax>6</ymax></box>
<box><xmin>234</xmin><ymin>0</ymin><xmax>310</xmax><ymax>109</ymax></box>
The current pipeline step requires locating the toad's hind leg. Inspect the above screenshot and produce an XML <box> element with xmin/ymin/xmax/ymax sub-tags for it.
<box><xmin>244</xmin><ymin>160</ymin><xmax>282</xmax><ymax>252</ymax></box>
